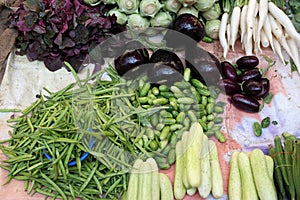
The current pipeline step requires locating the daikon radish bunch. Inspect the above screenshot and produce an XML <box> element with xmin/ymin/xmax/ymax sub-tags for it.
<box><xmin>219</xmin><ymin>0</ymin><xmax>300</xmax><ymax>72</ymax></box>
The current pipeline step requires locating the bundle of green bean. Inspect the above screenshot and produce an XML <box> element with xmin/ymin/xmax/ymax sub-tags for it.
<box><xmin>0</xmin><ymin>66</ymin><xmax>131</xmax><ymax>200</ymax></box>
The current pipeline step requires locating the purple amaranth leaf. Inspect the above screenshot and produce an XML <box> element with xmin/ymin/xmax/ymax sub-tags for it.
<box><xmin>54</xmin><ymin>32</ymin><xmax>62</xmax><ymax>46</ymax></box>
<box><xmin>9</xmin><ymin>0</ymin><xmax>126</xmax><ymax>72</ymax></box>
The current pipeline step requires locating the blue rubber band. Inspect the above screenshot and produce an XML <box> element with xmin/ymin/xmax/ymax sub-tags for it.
<box><xmin>43</xmin><ymin>129</ymin><xmax>95</xmax><ymax>167</ymax></box>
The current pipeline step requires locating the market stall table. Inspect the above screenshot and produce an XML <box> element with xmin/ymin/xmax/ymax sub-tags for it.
<box><xmin>1</xmin><ymin>41</ymin><xmax>300</xmax><ymax>200</ymax></box>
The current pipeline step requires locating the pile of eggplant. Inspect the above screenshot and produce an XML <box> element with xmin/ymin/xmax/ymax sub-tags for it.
<box><xmin>218</xmin><ymin>56</ymin><xmax>271</xmax><ymax>113</ymax></box>
<box><xmin>114</xmin><ymin>14</ymin><xmax>221</xmax><ymax>87</ymax></box>
<box><xmin>114</xmin><ymin>43</ymin><xmax>222</xmax><ymax>87</ymax></box>
<box><xmin>112</xmin><ymin>14</ymin><xmax>272</xmax><ymax>114</ymax></box>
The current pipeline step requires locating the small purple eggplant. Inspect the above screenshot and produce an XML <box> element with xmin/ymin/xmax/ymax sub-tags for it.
<box><xmin>255</xmin><ymin>78</ymin><xmax>270</xmax><ymax>99</ymax></box>
<box><xmin>236</xmin><ymin>56</ymin><xmax>259</xmax><ymax>70</ymax></box>
<box><xmin>231</xmin><ymin>94</ymin><xmax>260</xmax><ymax>113</ymax></box>
<box><xmin>221</xmin><ymin>61</ymin><xmax>238</xmax><ymax>82</ymax></box>
<box><xmin>242</xmin><ymin>80</ymin><xmax>263</xmax><ymax>96</ymax></box>
<box><xmin>218</xmin><ymin>79</ymin><xmax>241</xmax><ymax>95</ymax></box>
<box><xmin>239</xmin><ymin>68</ymin><xmax>262</xmax><ymax>82</ymax></box>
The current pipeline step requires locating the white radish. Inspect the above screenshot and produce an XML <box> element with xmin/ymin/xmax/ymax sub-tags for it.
<box><xmin>256</xmin><ymin>0</ymin><xmax>268</xmax><ymax>52</ymax></box>
<box><xmin>244</xmin><ymin>32</ymin><xmax>253</xmax><ymax>55</ymax></box>
<box><xmin>240</xmin><ymin>4</ymin><xmax>248</xmax><ymax>42</ymax></box>
<box><xmin>253</xmin><ymin>1</ymin><xmax>259</xmax><ymax>40</ymax></box>
<box><xmin>273</xmin><ymin>37</ymin><xmax>285</xmax><ymax>64</ymax></box>
<box><xmin>246</xmin><ymin>0</ymin><xmax>257</xmax><ymax>44</ymax></box>
<box><xmin>253</xmin><ymin>16</ymin><xmax>257</xmax><ymax>43</ymax></box>
<box><xmin>287</xmin><ymin>38</ymin><xmax>300</xmax><ymax>72</ymax></box>
<box><xmin>254</xmin><ymin>0</ymin><xmax>258</xmax><ymax>16</ymax></box>
<box><xmin>253</xmin><ymin>17</ymin><xmax>259</xmax><ymax>55</ymax></box>
<box><xmin>268</xmin><ymin>2</ymin><xmax>300</xmax><ymax>44</ymax></box>
<box><xmin>230</xmin><ymin>5</ymin><xmax>241</xmax><ymax>51</ymax></box>
<box><xmin>260</xmin><ymin>29</ymin><xmax>269</xmax><ymax>48</ymax></box>
<box><xmin>219</xmin><ymin>12</ymin><xmax>229</xmax><ymax>58</ymax></box>
<box><xmin>269</xmin><ymin>14</ymin><xmax>295</xmax><ymax>61</ymax></box>
<box><xmin>268</xmin><ymin>13</ymin><xmax>283</xmax><ymax>40</ymax></box>
<box><xmin>227</xmin><ymin>23</ymin><xmax>231</xmax><ymax>49</ymax></box>
<box><xmin>263</xmin><ymin>15</ymin><xmax>275</xmax><ymax>52</ymax></box>
<box><xmin>278</xmin><ymin>35</ymin><xmax>295</xmax><ymax>62</ymax></box>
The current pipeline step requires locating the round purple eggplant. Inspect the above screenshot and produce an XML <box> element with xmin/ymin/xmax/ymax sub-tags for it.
<box><xmin>255</xmin><ymin>78</ymin><xmax>270</xmax><ymax>99</ymax></box>
<box><xmin>149</xmin><ymin>49</ymin><xmax>184</xmax><ymax>86</ymax></box>
<box><xmin>239</xmin><ymin>68</ymin><xmax>262</xmax><ymax>82</ymax></box>
<box><xmin>218</xmin><ymin>79</ymin><xmax>241</xmax><ymax>95</ymax></box>
<box><xmin>236</xmin><ymin>56</ymin><xmax>259</xmax><ymax>70</ymax></box>
<box><xmin>186</xmin><ymin>46</ymin><xmax>222</xmax><ymax>86</ymax></box>
<box><xmin>221</xmin><ymin>61</ymin><xmax>238</xmax><ymax>81</ymax></box>
<box><xmin>172</xmin><ymin>14</ymin><xmax>206</xmax><ymax>43</ymax></box>
<box><xmin>114</xmin><ymin>48</ymin><xmax>149</xmax><ymax>76</ymax></box>
<box><xmin>242</xmin><ymin>80</ymin><xmax>262</xmax><ymax>96</ymax></box>
<box><xmin>231</xmin><ymin>94</ymin><xmax>260</xmax><ymax>113</ymax></box>
<box><xmin>150</xmin><ymin>49</ymin><xmax>184</xmax><ymax>74</ymax></box>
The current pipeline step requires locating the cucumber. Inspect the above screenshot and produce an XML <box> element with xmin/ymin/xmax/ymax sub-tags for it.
<box><xmin>186</xmin><ymin>188</ymin><xmax>197</xmax><ymax>196</ymax></box>
<box><xmin>181</xmin><ymin>131</ymin><xmax>191</xmax><ymax>189</ymax></box>
<box><xmin>250</xmin><ymin>149</ymin><xmax>277</xmax><ymax>200</ymax></box>
<box><xmin>174</xmin><ymin>141</ymin><xmax>186</xmax><ymax>200</ymax></box>
<box><xmin>238</xmin><ymin>152</ymin><xmax>258</xmax><ymax>200</ymax></box>
<box><xmin>146</xmin><ymin>158</ymin><xmax>160</xmax><ymax>200</ymax></box>
<box><xmin>228</xmin><ymin>152</ymin><xmax>242</xmax><ymax>200</ymax></box>
<box><xmin>138</xmin><ymin>161</ymin><xmax>152</xmax><ymax>200</ymax></box>
<box><xmin>265</xmin><ymin>155</ymin><xmax>274</xmax><ymax>180</ymax></box>
<box><xmin>187</xmin><ymin>122</ymin><xmax>203</xmax><ymax>188</ymax></box>
<box><xmin>126</xmin><ymin>159</ymin><xmax>143</xmax><ymax>200</ymax></box>
<box><xmin>209</xmin><ymin>140</ymin><xmax>224</xmax><ymax>198</ymax></box>
<box><xmin>159</xmin><ymin>173</ymin><xmax>174</xmax><ymax>200</ymax></box>
<box><xmin>122</xmin><ymin>191</ymin><xmax>127</xmax><ymax>200</ymax></box>
<box><xmin>198</xmin><ymin>134</ymin><xmax>212</xmax><ymax>198</ymax></box>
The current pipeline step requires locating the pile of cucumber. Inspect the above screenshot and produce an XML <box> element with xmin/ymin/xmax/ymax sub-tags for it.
<box><xmin>228</xmin><ymin>149</ymin><xmax>277</xmax><ymax>200</ymax></box>
<box><xmin>125</xmin><ymin>158</ymin><xmax>173</xmax><ymax>200</ymax></box>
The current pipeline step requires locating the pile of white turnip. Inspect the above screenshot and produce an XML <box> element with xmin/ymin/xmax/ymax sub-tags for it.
<box><xmin>219</xmin><ymin>0</ymin><xmax>300</xmax><ymax>72</ymax></box>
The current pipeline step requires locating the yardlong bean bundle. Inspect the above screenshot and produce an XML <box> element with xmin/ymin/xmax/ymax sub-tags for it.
<box><xmin>0</xmin><ymin>66</ymin><xmax>129</xmax><ymax>200</ymax></box>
